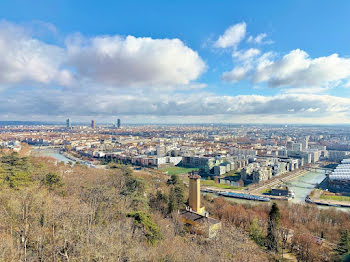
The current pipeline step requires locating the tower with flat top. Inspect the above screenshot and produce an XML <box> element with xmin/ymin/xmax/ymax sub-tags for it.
<box><xmin>180</xmin><ymin>171</ymin><xmax>221</xmax><ymax>238</ymax></box>
<box><xmin>189</xmin><ymin>173</ymin><xmax>205</xmax><ymax>214</ymax></box>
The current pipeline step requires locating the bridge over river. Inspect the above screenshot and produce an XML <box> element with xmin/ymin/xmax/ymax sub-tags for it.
<box><xmin>303</xmin><ymin>166</ymin><xmax>334</xmax><ymax>174</ymax></box>
<box><xmin>223</xmin><ymin>169</ymin><xmax>329</xmax><ymax>206</ymax></box>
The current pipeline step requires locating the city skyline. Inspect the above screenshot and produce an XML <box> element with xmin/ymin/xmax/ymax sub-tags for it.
<box><xmin>1</xmin><ymin>1</ymin><xmax>350</xmax><ymax>124</ymax></box>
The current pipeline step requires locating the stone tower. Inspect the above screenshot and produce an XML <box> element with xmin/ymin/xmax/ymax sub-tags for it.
<box><xmin>189</xmin><ymin>173</ymin><xmax>204</xmax><ymax>214</ymax></box>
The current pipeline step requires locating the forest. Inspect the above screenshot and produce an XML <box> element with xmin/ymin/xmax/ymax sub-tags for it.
<box><xmin>0</xmin><ymin>150</ymin><xmax>350</xmax><ymax>261</ymax></box>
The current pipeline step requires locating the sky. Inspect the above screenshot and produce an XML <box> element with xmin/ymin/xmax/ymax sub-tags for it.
<box><xmin>1</xmin><ymin>0</ymin><xmax>350</xmax><ymax>124</ymax></box>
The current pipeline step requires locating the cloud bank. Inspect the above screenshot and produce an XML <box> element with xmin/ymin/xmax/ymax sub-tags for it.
<box><xmin>66</xmin><ymin>35</ymin><xmax>206</xmax><ymax>86</ymax></box>
<box><xmin>0</xmin><ymin>21</ymin><xmax>72</xmax><ymax>86</ymax></box>
<box><xmin>217</xmin><ymin>22</ymin><xmax>350</xmax><ymax>90</ymax></box>
<box><xmin>224</xmin><ymin>49</ymin><xmax>350</xmax><ymax>88</ymax></box>
<box><xmin>0</xmin><ymin>20</ymin><xmax>350</xmax><ymax>124</ymax></box>
<box><xmin>0</xmin><ymin>21</ymin><xmax>206</xmax><ymax>89</ymax></box>
<box><xmin>1</xmin><ymin>89</ymin><xmax>349</xmax><ymax>119</ymax></box>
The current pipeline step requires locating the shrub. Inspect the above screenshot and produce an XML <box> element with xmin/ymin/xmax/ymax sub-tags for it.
<box><xmin>127</xmin><ymin>211</ymin><xmax>162</xmax><ymax>245</ymax></box>
<box><xmin>43</xmin><ymin>173</ymin><xmax>63</xmax><ymax>188</ymax></box>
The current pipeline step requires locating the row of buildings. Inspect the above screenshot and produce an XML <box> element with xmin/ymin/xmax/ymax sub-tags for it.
<box><xmin>241</xmin><ymin>157</ymin><xmax>298</xmax><ymax>183</ymax></box>
<box><xmin>66</xmin><ymin>118</ymin><xmax>121</xmax><ymax>129</ymax></box>
<box><xmin>0</xmin><ymin>140</ymin><xmax>22</xmax><ymax>152</ymax></box>
<box><xmin>3</xmin><ymin>125</ymin><xmax>348</xmax><ymax>186</ymax></box>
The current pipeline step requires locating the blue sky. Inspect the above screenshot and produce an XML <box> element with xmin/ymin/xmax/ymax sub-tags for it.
<box><xmin>1</xmin><ymin>0</ymin><xmax>350</xmax><ymax>123</ymax></box>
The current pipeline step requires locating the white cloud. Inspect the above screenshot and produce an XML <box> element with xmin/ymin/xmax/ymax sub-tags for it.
<box><xmin>306</xmin><ymin>108</ymin><xmax>320</xmax><ymax>112</ymax></box>
<box><xmin>224</xmin><ymin>49</ymin><xmax>350</xmax><ymax>89</ymax></box>
<box><xmin>232</xmin><ymin>48</ymin><xmax>261</xmax><ymax>61</ymax></box>
<box><xmin>222</xmin><ymin>65</ymin><xmax>251</xmax><ymax>82</ymax></box>
<box><xmin>253</xmin><ymin>49</ymin><xmax>350</xmax><ymax>88</ymax></box>
<box><xmin>2</xmin><ymin>87</ymin><xmax>350</xmax><ymax>120</ymax></box>
<box><xmin>223</xmin><ymin>48</ymin><xmax>261</xmax><ymax>82</ymax></box>
<box><xmin>0</xmin><ymin>20</ymin><xmax>206</xmax><ymax>89</ymax></box>
<box><xmin>2</xmin><ymin>20</ymin><xmax>350</xmax><ymax>124</ymax></box>
<box><xmin>254</xmin><ymin>33</ymin><xmax>267</xmax><ymax>43</ymax></box>
<box><xmin>247</xmin><ymin>33</ymin><xmax>272</xmax><ymax>44</ymax></box>
<box><xmin>186</xmin><ymin>83</ymin><xmax>208</xmax><ymax>89</ymax></box>
<box><xmin>214</xmin><ymin>22</ymin><xmax>246</xmax><ymax>48</ymax></box>
<box><xmin>282</xmin><ymin>86</ymin><xmax>330</xmax><ymax>94</ymax></box>
<box><xmin>0</xmin><ymin>20</ymin><xmax>72</xmax><ymax>86</ymax></box>
<box><xmin>66</xmin><ymin>35</ymin><xmax>206</xmax><ymax>86</ymax></box>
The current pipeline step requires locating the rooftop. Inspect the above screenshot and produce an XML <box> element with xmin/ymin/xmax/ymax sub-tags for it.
<box><xmin>179</xmin><ymin>210</ymin><xmax>221</xmax><ymax>225</ymax></box>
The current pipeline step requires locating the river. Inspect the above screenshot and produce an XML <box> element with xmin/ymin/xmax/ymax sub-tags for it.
<box><xmin>32</xmin><ymin>148</ymin><xmax>73</xmax><ymax>164</ymax></box>
<box><xmin>286</xmin><ymin>170</ymin><xmax>326</xmax><ymax>203</ymax></box>
<box><xmin>206</xmin><ymin>170</ymin><xmax>340</xmax><ymax>208</ymax></box>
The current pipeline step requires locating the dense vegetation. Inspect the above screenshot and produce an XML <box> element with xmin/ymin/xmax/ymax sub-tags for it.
<box><xmin>0</xmin><ymin>151</ymin><xmax>265</xmax><ymax>261</ymax></box>
<box><xmin>1</xmin><ymin>150</ymin><xmax>350</xmax><ymax>261</ymax></box>
<box><xmin>206</xmin><ymin>195</ymin><xmax>350</xmax><ymax>261</ymax></box>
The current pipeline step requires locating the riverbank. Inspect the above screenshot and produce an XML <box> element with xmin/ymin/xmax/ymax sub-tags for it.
<box><xmin>305</xmin><ymin>179</ymin><xmax>350</xmax><ymax>208</ymax></box>
<box><xmin>32</xmin><ymin>147</ymin><xmax>72</xmax><ymax>164</ymax></box>
<box><xmin>248</xmin><ymin>169</ymin><xmax>310</xmax><ymax>194</ymax></box>
<box><xmin>60</xmin><ymin>151</ymin><xmax>80</xmax><ymax>163</ymax></box>
<box><xmin>202</xmin><ymin>169</ymin><xmax>331</xmax><ymax>206</ymax></box>
<box><xmin>201</xmin><ymin>185</ymin><xmax>289</xmax><ymax>201</ymax></box>
<box><xmin>306</xmin><ymin>197</ymin><xmax>350</xmax><ymax>208</ymax></box>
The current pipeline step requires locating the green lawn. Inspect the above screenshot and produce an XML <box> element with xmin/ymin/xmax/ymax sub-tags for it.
<box><xmin>159</xmin><ymin>166</ymin><xmax>199</xmax><ymax>175</ymax></box>
<box><xmin>320</xmin><ymin>194</ymin><xmax>350</xmax><ymax>202</ymax></box>
<box><xmin>225</xmin><ymin>170</ymin><xmax>241</xmax><ymax>177</ymax></box>
<box><xmin>261</xmin><ymin>188</ymin><xmax>272</xmax><ymax>194</ymax></box>
<box><xmin>201</xmin><ymin>179</ymin><xmax>242</xmax><ymax>190</ymax></box>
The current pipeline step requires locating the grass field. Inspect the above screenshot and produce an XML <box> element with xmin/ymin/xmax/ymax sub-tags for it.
<box><xmin>224</xmin><ymin>170</ymin><xmax>241</xmax><ymax>177</ymax></box>
<box><xmin>201</xmin><ymin>179</ymin><xmax>242</xmax><ymax>190</ymax></box>
<box><xmin>261</xmin><ymin>188</ymin><xmax>272</xmax><ymax>194</ymax></box>
<box><xmin>320</xmin><ymin>194</ymin><xmax>350</xmax><ymax>202</ymax></box>
<box><xmin>159</xmin><ymin>166</ymin><xmax>199</xmax><ymax>175</ymax></box>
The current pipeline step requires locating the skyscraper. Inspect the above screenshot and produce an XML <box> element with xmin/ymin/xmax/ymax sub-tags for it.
<box><xmin>66</xmin><ymin>118</ymin><xmax>71</xmax><ymax>128</ymax></box>
<box><xmin>302</xmin><ymin>136</ymin><xmax>309</xmax><ymax>151</ymax></box>
<box><xmin>91</xmin><ymin>120</ymin><xmax>96</xmax><ymax>129</ymax></box>
<box><xmin>117</xmin><ymin>118</ymin><xmax>121</xmax><ymax>129</ymax></box>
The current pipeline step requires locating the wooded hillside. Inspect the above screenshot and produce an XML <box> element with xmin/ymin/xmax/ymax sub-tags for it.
<box><xmin>0</xmin><ymin>152</ymin><xmax>266</xmax><ymax>261</ymax></box>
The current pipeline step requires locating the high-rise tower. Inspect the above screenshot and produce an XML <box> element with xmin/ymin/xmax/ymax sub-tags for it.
<box><xmin>91</xmin><ymin>120</ymin><xmax>96</xmax><ymax>129</ymax></box>
<box><xmin>66</xmin><ymin>118</ymin><xmax>71</xmax><ymax>128</ymax></box>
<box><xmin>117</xmin><ymin>118</ymin><xmax>121</xmax><ymax>129</ymax></box>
